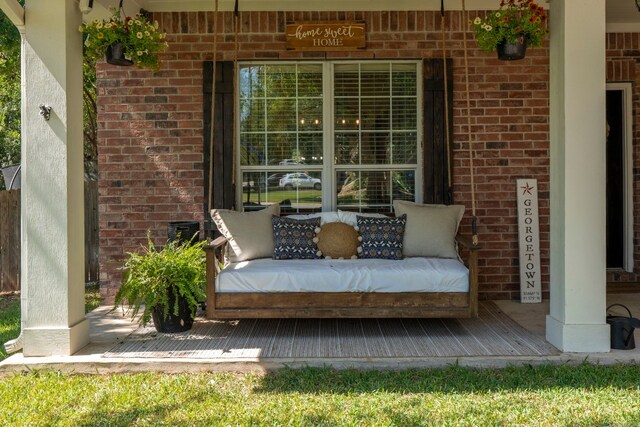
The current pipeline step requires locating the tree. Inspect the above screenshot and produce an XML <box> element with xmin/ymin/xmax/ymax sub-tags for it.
<box><xmin>0</xmin><ymin>3</ymin><xmax>99</xmax><ymax>188</ymax></box>
<box><xmin>0</xmin><ymin>4</ymin><xmax>22</xmax><ymax>188</ymax></box>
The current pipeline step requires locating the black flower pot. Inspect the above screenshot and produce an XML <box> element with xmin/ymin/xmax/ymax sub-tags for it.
<box><xmin>497</xmin><ymin>34</ymin><xmax>527</xmax><ymax>61</ymax></box>
<box><xmin>106</xmin><ymin>41</ymin><xmax>134</xmax><ymax>66</ymax></box>
<box><xmin>151</xmin><ymin>287</ymin><xmax>195</xmax><ymax>333</ymax></box>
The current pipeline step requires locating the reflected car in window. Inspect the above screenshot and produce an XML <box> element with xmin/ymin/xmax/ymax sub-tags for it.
<box><xmin>279</xmin><ymin>159</ymin><xmax>305</xmax><ymax>166</ymax></box>
<box><xmin>279</xmin><ymin>173</ymin><xmax>321</xmax><ymax>191</ymax></box>
<box><xmin>267</xmin><ymin>173</ymin><xmax>286</xmax><ymax>187</ymax></box>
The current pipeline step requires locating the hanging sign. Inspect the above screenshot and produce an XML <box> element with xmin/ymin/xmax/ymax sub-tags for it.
<box><xmin>517</xmin><ymin>179</ymin><xmax>542</xmax><ymax>303</ymax></box>
<box><xmin>286</xmin><ymin>21</ymin><xmax>366</xmax><ymax>51</ymax></box>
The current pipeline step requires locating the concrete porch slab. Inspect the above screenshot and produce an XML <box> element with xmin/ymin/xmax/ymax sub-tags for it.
<box><xmin>3</xmin><ymin>294</ymin><xmax>640</xmax><ymax>374</ymax></box>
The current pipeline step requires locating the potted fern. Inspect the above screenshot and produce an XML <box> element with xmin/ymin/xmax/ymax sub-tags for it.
<box><xmin>114</xmin><ymin>234</ymin><xmax>206</xmax><ymax>333</ymax></box>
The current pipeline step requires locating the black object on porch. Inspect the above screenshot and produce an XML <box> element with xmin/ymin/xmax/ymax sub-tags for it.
<box><xmin>167</xmin><ymin>221</ymin><xmax>200</xmax><ymax>245</ymax></box>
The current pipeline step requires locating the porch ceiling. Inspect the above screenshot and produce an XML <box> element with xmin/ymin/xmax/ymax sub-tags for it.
<box><xmin>88</xmin><ymin>0</ymin><xmax>640</xmax><ymax>32</ymax></box>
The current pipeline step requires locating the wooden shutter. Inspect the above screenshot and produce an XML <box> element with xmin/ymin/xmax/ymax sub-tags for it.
<box><xmin>203</xmin><ymin>61</ymin><xmax>234</xmax><ymax>235</ymax></box>
<box><xmin>423</xmin><ymin>58</ymin><xmax>454</xmax><ymax>205</ymax></box>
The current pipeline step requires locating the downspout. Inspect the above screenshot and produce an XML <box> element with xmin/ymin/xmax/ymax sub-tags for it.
<box><xmin>4</xmin><ymin>23</ymin><xmax>26</xmax><ymax>355</ymax></box>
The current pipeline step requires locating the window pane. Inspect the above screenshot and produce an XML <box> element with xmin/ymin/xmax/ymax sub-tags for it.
<box><xmin>360</xmin><ymin>132</ymin><xmax>390</xmax><ymax>165</ymax></box>
<box><xmin>392</xmin><ymin>98</ymin><xmax>417</xmax><ymax>130</ymax></box>
<box><xmin>298</xmin><ymin>133</ymin><xmax>323</xmax><ymax>165</ymax></box>
<box><xmin>332</xmin><ymin>61</ymin><xmax>418</xmax><ymax>187</ymax></box>
<box><xmin>361</xmin><ymin>67</ymin><xmax>390</xmax><ymax>97</ymax></box>
<box><xmin>241</xmin><ymin>171</ymin><xmax>322</xmax><ymax>213</ymax></box>
<box><xmin>240</xmin><ymin>134</ymin><xmax>266</xmax><ymax>166</ymax></box>
<box><xmin>266</xmin><ymin>133</ymin><xmax>297</xmax><ymax>165</ymax></box>
<box><xmin>392</xmin><ymin>171</ymin><xmax>415</xmax><ymax>202</ymax></box>
<box><xmin>241</xmin><ymin>171</ymin><xmax>268</xmax><ymax>211</ymax></box>
<box><xmin>266</xmin><ymin>65</ymin><xmax>297</xmax><ymax>97</ymax></box>
<box><xmin>336</xmin><ymin>170</ymin><xmax>391</xmax><ymax>211</ymax></box>
<box><xmin>335</xmin><ymin>133</ymin><xmax>359</xmax><ymax>165</ymax></box>
<box><xmin>266</xmin><ymin>99</ymin><xmax>296</xmax><ymax>132</ymax></box>
<box><xmin>334</xmin><ymin>65</ymin><xmax>359</xmax><ymax>97</ymax></box>
<box><xmin>240</xmin><ymin>63</ymin><xmax>323</xmax><ymax>169</ymax></box>
<box><xmin>239</xmin><ymin>66</ymin><xmax>265</xmax><ymax>99</ymax></box>
<box><xmin>392</xmin><ymin>64</ymin><xmax>417</xmax><ymax>96</ymax></box>
<box><xmin>360</xmin><ymin>98</ymin><xmax>390</xmax><ymax>130</ymax></box>
<box><xmin>392</xmin><ymin>132</ymin><xmax>418</xmax><ymax>164</ymax></box>
<box><xmin>298</xmin><ymin>64</ymin><xmax>323</xmax><ymax>97</ymax></box>
<box><xmin>336</xmin><ymin>169</ymin><xmax>415</xmax><ymax>212</ymax></box>
<box><xmin>240</xmin><ymin>98</ymin><xmax>264</xmax><ymax>132</ymax></box>
<box><xmin>298</xmin><ymin>99</ymin><xmax>322</xmax><ymax>131</ymax></box>
<box><xmin>335</xmin><ymin>98</ymin><xmax>360</xmax><ymax>131</ymax></box>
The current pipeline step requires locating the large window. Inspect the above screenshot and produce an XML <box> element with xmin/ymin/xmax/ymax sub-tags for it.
<box><xmin>238</xmin><ymin>61</ymin><xmax>420</xmax><ymax>213</ymax></box>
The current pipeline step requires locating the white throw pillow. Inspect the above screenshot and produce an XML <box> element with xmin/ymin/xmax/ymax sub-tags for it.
<box><xmin>337</xmin><ymin>210</ymin><xmax>387</xmax><ymax>226</ymax></box>
<box><xmin>392</xmin><ymin>200</ymin><xmax>464</xmax><ymax>259</ymax></box>
<box><xmin>287</xmin><ymin>211</ymin><xmax>341</xmax><ymax>224</ymax></box>
<box><xmin>211</xmin><ymin>204</ymin><xmax>280</xmax><ymax>262</ymax></box>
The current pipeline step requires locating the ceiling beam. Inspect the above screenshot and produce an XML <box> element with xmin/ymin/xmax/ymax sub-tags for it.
<box><xmin>139</xmin><ymin>0</ymin><xmax>511</xmax><ymax>12</ymax></box>
<box><xmin>0</xmin><ymin>0</ymin><xmax>24</xmax><ymax>28</ymax></box>
<box><xmin>83</xmin><ymin>0</ymin><xmax>144</xmax><ymax>22</ymax></box>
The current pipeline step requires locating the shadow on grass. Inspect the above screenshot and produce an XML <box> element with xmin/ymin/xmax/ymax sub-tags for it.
<box><xmin>255</xmin><ymin>363</ymin><xmax>640</xmax><ymax>394</ymax></box>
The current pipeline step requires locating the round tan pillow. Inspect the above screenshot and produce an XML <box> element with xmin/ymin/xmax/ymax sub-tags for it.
<box><xmin>314</xmin><ymin>222</ymin><xmax>361</xmax><ymax>259</ymax></box>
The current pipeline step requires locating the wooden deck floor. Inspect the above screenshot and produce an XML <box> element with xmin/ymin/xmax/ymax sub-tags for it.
<box><xmin>104</xmin><ymin>302</ymin><xmax>558</xmax><ymax>359</ymax></box>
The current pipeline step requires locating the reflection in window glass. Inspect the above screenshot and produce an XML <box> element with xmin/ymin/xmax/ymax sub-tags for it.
<box><xmin>241</xmin><ymin>171</ymin><xmax>322</xmax><ymax>213</ymax></box>
<box><xmin>239</xmin><ymin>62</ymin><xmax>419</xmax><ymax>213</ymax></box>
<box><xmin>240</xmin><ymin>64</ymin><xmax>323</xmax><ymax>166</ymax></box>
<box><xmin>336</xmin><ymin>170</ymin><xmax>415</xmax><ymax>212</ymax></box>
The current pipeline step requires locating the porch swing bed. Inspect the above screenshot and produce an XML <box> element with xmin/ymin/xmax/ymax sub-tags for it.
<box><xmin>204</xmin><ymin>226</ymin><xmax>479</xmax><ymax>319</ymax></box>
<box><xmin>204</xmin><ymin>0</ymin><xmax>481</xmax><ymax>320</ymax></box>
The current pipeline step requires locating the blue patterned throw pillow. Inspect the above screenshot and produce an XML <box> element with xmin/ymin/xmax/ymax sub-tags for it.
<box><xmin>357</xmin><ymin>214</ymin><xmax>407</xmax><ymax>260</ymax></box>
<box><xmin>272</xmin><ymin>216</ymin><xmax>321</xmax><ymax>260</ymax></box>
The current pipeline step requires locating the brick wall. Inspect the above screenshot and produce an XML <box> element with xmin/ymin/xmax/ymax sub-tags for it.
<box><xmin>97</xmin><ymin>10</ymin><xmax>552</xmax><ymax>301</ymax></box>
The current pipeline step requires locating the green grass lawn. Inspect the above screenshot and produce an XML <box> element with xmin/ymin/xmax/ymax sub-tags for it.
<box><xmin>0</xmin><ymin>364</ymin><xmax>640</xmax><ymax>426</ymax></box>
<box><xmin>2</xmin><ymin>290</ymin><xmax>640</xmax><ymax>425</ymax></box>
<box><xmin>0</xmin><ymin>294</ymin><xmax>20</xmax><ymax>362</ymax></box>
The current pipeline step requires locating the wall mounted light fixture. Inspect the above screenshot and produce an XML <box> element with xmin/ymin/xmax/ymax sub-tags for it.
<box><xmin>636</xmin><ymin>0</ymin><xmax>640</xmax><ymax>12</ymax></box>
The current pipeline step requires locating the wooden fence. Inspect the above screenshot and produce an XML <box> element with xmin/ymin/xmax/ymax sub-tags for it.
<box><xmin>0</xmin><ymin>190</ymin><xmax>20</xmax><ymax>292</ymax></box>
<box><xmin>0</xmin><ymin>182</ymin><xmax>99</xmax><ymax>293</ymax></box>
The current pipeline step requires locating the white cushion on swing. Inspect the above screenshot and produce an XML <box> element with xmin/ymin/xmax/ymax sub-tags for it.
<box><xmin>393</xmin><ymin>200</ymin><xmax>465</xmax><ymax>259</ymax></box>
<box><xmin>217</xmin><ymin>257</ymin><xmax>469</xmax><ymax>293</ymax></box>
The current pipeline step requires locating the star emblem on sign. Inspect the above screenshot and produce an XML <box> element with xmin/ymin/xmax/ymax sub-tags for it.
<box><xmin>521</xmin><ymin>182</ymin><xmax>534</xmax><ymax>196</ymax></box>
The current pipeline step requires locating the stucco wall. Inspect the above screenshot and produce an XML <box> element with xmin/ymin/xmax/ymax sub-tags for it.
<box><xmin>97</xmin><ymin>10</ymin><xmax>553</xmax><ymax>300</ymax></box>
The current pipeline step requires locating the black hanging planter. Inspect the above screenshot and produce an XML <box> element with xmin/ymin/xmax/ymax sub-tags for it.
<box><xmin>106</xmin><ymin>41</ymin><xmax>134</xmax><ymax>66</ymax></box>
<box><xmin>496</xmin><ymin>34</ymin><xmax>527</xmax><ymax>61</ymax></box>
<box><xmin>151</xmin><ymin>287</ymin><xmax>195</xmax><ymax>333</ymax></box>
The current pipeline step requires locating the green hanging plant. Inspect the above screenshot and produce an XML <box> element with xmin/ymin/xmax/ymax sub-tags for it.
<box><xmin>471</xmin><ymin>0</ymin><xmax>548</xmax><ymax>52</ymax></box>
<box><xmin>79</xmin><ymin>7</ymin><xmax>168</xmax><ymax>71</ymax></box>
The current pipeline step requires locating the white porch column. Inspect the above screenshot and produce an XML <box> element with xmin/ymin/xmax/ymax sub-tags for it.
<box><xmin>21</xmin><ymin>0</ymin><xmax>88</xmax><ymax>356</ymax></box>
<box><xmin>546</xmin><ymin>0</ymin><xmax>609</xmax><ymax>352</ymax></box>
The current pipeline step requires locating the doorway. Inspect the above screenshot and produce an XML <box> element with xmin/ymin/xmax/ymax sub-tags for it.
<box><xmin>606</xmin><ymin>83</ymin><xmax>633</xmax><ymax>271</ymax></box>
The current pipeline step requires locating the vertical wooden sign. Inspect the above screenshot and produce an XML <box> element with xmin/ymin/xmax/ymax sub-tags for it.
<box><xmin>517</xmin><ymin>179</ymin><xmax>542</xmax><ymax>303</ymax></box>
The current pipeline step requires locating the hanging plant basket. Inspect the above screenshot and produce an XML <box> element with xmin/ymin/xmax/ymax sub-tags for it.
<box><xmin>496</xmin><ymin>35</ymin><xmax>527</xmax><ymax>61</ymax></box>
<box><xmin>105</xmin><ymin>41</ymin><xmax>134</xmax><ymax>67</ymax></box>
<box><xmin>80</xmin><ymin>2</ymin><xmax>168</xmax><ymax>71</ymax></box>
